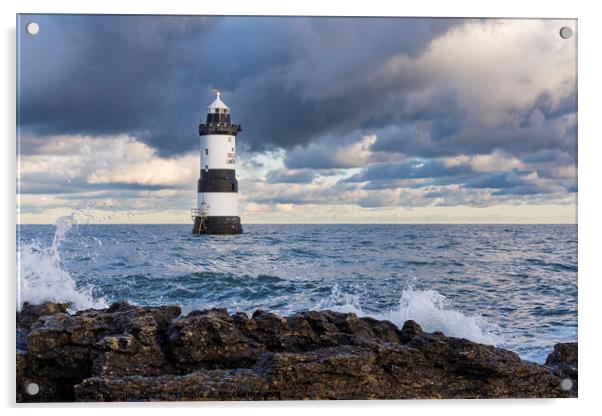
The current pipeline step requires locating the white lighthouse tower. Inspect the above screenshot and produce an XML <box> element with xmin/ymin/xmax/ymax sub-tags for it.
<box><xmin>192</xmin><ymin>91</ymin><xmax>243</xmax><ymax>234</ymax></box>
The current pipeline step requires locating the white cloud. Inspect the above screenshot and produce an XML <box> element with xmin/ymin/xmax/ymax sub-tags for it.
<box><xmin>381</xmin><ymin>19</ymin><xmax>576</xmax><ymax>126</ymax></box>
<box><xmin>443</xmin><ymin>150</ymin><xmax>524</xmax><ymax>173</ymax></box>
<box><xmin>285</xmin><ymin>134</ymin><xmax>400</xmax><ymax>169</ymax></box>
<box><xmin>20</xmin><ymin>134</ymin><xmax>197</xmax><ymax>188</ymax></box>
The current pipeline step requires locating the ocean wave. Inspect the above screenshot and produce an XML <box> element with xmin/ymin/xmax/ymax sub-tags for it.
<box><xmin>322</xmin><ymin>285</ymin><xmax>501</xmax><ymax>346</ymax></box>
<box><xmin>525</xmin><ymin>258</ymin><xmax>577</xmax><ymax>271</ymax></box>
<box><xmin>17</xmin><ymin>213</ymin><xmax>107</xmax><ymax>311</ymax></box>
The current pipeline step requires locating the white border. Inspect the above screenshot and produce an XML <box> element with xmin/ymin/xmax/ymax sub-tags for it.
<box><xmin>3</xmin><ymin>0</ymin><xmax>600</xmax><ymax>414</ymax></box>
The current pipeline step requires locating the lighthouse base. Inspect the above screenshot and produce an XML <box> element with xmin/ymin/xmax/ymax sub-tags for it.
<box><xmin>192</xmin><ymin>215</ymin><xmax>243</xmax><ymax>235</ymax></box>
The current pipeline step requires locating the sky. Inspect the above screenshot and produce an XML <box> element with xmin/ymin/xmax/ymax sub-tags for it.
<box><xmin>17</xmin><ymin>15</ymin><xmax>577</xmax><ymax>224</ymax></box>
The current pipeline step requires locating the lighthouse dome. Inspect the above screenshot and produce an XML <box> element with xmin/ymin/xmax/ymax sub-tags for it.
<box><xmin>207</xmin><ymin>91</ymin><xmax>230</xmax><ymax>113</ymax></box>
<box><xmin>200</xmin><ymin>90</ymin><xmax>241</xmax><ymax>135</ymax></box>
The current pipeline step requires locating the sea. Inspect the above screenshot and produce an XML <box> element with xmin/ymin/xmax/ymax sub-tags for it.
<box><xmin>17</xmin><ymin>217</ymin><xmax>577</xmax><ymax>364</ymax></box>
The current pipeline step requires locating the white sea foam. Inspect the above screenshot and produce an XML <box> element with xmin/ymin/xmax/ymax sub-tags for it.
<box><xmin>324</xmin><ymin>285</ymin><xmax>501</xmax><ymax>346</ymax></box>
<box><xmin>17</xmin><ymin>212</ymin><xmax>107</xmax><ymax>311</ymax></box>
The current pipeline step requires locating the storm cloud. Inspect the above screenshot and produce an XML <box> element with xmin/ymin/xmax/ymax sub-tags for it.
<box><xmin>346</xmin><ymin>159</ymin><xmax>474</xmax><ymax>182</ymax></box>
<box><xmin>18</xmin><ymin>15</ymin><xmax>456</xmax><ymax>156</ymax></box>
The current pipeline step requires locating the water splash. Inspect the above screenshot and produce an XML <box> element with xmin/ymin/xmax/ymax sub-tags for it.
<box><xmin>17</xmin><ymin>211</ymin><xmax>107</xmax><ymax>311</ymax></box>
<box><xmin>324</xmin><ymin>284</ymin><xmax>501</xmax><ymax>346</ymax></box>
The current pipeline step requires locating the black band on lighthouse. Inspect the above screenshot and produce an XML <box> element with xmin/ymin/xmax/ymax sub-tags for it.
<box><xmin>193</xmin><ymin>216</ymin><xmax>242</xmax><ymax>234</ymax></box>
<box><xmin>200</xmin><ymin>169</ymin><xmax>236</xmax><ymax>179</ymax></box>
<box><xmin>199</xmin><ymin>123</ymin><xmax>241</xmax><ymax>136</ymax></box>
<box><xmin>198</xmin><ymin>177</ymin><xmax>238</xmax><ymax>193</ymax></box>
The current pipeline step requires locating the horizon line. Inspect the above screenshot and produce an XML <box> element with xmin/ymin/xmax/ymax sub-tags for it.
<box><xmin>16</xmin><ymin>222</ymin><xmax>578</xmax><ymax>226</ymax></box>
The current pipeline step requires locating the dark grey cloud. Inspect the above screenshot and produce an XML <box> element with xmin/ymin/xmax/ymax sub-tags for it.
<box><xmin>424</xmin><ymin>190</ymin><xmax>446</xmax><ymax>198</ymax></box>
<box><xmin>283</xmin><ymin>137</ymin><xmax>364</xmax><ymax>169</ymax></box>
<box><xmin>462</xmin><ymin>170</ymin><xmax>531</xmax><ymax>190</ymax></box>
<box><xmin>491</xmin><ymin>185</ymin><xmax>556</xmax><ymax>196</ymax></box>
<box><xmin>265</xmin><ymin>169</ymin><xmax>316</xmax><ymax>184</ymax></box>
<box><xmin>455</xmin><ymin>169</ymin><xmax>556</xmax><ymax>196</ymax></box>
<box><xmin>19</xmin><ymin>177</ymin><xmax>170</xmax><ymax>195</ymax></box>
<box><xmin>19</xmin><ymin>15</ymin><xmax>217</xmax><ymax>155</ymax></box>
<box><xmin>19</xmin><ymin>15</ymin><xmax>576</xmax><ymax>161</ymax></box>
<box><xmin>346</xmin><ymin>159</ymin><xmax>474</xmax><ymax>182</ymax></box>
<box><xmin>522</xmin><ymin>148</ymin><xmax>573</xmax><ymax>165</ymax></box>
<box><xmin>18</xmin><ymin>14</ymin><xmax>456</xmax><ymax>156</ymax></box>
<box><xmin>370</xmin><ymin>100</ymin><xmax>576</xmax><ymax>160</ymax></box>
<box><xmin>342</xmin><ymin>161</ymin><xmax>567</xmax><ymax>198</ymax></box>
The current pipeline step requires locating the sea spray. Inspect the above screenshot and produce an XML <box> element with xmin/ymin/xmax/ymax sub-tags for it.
<box><xmin>324</xmin><ymin>284</ymin><xmax>501</xmax><ymax>346</ymax></box>
<box><xmin>17</xmin><ymin>212</ymin><xmax>107</xmax><ymax>311</ymax></box>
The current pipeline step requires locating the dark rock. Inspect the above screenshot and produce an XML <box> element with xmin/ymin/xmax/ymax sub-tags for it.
<box><xmin>545</xmin><ymin>342</ymin><xmax>578</xmax><ymax>396</ymax></box>
<box><xmin>400</xmin><ymin>320</ymin><xmax>423</xmax><ymax>342</ymax></box>
<box><xmin>75</xmin><ymin>369</ymin><xmax>272</xmax><ymax>401</ymax></box>
<box><xmin>93</xmin><ymin>315</ymin><xmax>173</xmax><ymax>377</ymax></box>
<box><xmin>321</xmin><ymin>310</ymin><xmax>374</xmax><ymax>339</ymax></box>
<box><xmin>17</xmin><ymin>301</ymin><xmax>180</xmax><ymax>401</ymax></box>
<box><xmin>17</xmin><ymin>302</ymin><xmax>70</xmax><ymax>331</ymax></box>
<box><xmin>16</xmin><ymin>303</ymin><xmax>577</xmax><ymax>402</ymax></box>
<box><xmin>233</xmin><ymin>312</ymin><xmax>248</xmax><ymax>321</ymax></box>
<box><xmin>168</xmin><ymin>309</ymin><xmax>260</xmax><ymax>370</ymax></box>
<box><xmin>285</xmin><ymin>311</ymin><xmax>341</xmax><ymax>349</ymax></box>
<box><xmin>240</xmin><ymin>309</ymin><xmax>291</xmax><ymax>350</ymax></box>
<box><xmin>16</xmin><ymin>351</ymin><xmax>27</xmax><ymax>403</ymax></box>
<box><xmin>360</xmin><ymin>316</ymin><xmax>402</xmax><ymax>343</ymax></box>
<box><xmin>546</xmin><ymin>342</ymin><xmax>577</xmax><ymax>368</ymax></box>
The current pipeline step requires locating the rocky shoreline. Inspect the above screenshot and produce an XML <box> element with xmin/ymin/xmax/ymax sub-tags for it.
<box><xmin>16</xmin><ymin>301</ymin><xmax>577</xmax><ymax>402</ymax></box>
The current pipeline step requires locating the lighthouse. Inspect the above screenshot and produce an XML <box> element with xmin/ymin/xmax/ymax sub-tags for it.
<box><xmin>192</xmin><ymin>91</ymin><xmax>243</xmax><ymax>234</ymax></box>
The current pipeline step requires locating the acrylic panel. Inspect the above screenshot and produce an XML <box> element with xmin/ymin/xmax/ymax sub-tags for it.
<box><xmin>16</xmin><ymin>14</ymin><xmax>577</xmax><ymax>402</ymax></box>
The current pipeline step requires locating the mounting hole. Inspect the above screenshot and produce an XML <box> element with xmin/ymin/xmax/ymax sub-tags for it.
<box><xmin>559</xmin><ymin>26</ymin><xmax>573</xmax><ymax>40</ymax></box>
<box><xmin>560</xmin><ymin>378</ymin><xmax>573</xmax><ymax>391</ymax></box>
<box><xmin>25</xmin><ymin>382</ymin><xmax>40</xmax><ymax>396</ymax></box>
<box><xmin>26</xmin><ymin>22</ymin><xmax>40</xmax><ymax>35</ymax></box>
